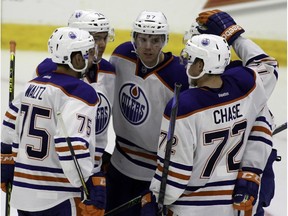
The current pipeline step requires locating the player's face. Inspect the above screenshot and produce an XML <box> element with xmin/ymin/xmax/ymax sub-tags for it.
<box><xmin>135</xmin><ymin>33</ymin><xmax>164</xmax><ymax>67</ymax></box>
<box><xmin>90</xmin><ymin>32</ymin><xmax>109</xmax><ymax>62</ymax></box>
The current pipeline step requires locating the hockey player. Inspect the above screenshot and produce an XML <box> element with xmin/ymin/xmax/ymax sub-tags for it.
<box><xmin>105</xmin><ymin>11</ymin><xmax>189</xmax><ymax>215</ymax></box>
<box><xmin>193</xmin><ymin>10</ymin><xmax>279</xmax><ymax>216</ymax></box>
<box><xmin>141</xmin><ymin>10</ymin><xmax>278</xmax><ymax>215</ymax></box>
<box><xmin>141</xmin><ymin>33</ymin><xmax>275</xmax><ymax>216</ymax></box>
<box><xmin>67</xmin><ymin>9</ymin><xmax>116</xmax><ymax>172</ymax></box>
<box><xmin>1</xmin><ymin>27</ymin><xmax>106</xmax><ymax>215</ymax></box>
<box><xmin>35</xmin><ymin>9</ymin><xmax>116</xmax><ymax>172</ymax></box>
<box><xmin>1</xmin><ymin>12</ymin><xmax>115</xmax><ymax>215</ymax></box>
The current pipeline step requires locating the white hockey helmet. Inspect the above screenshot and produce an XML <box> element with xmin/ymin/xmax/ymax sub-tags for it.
<box><xmin>68</xmin><ymin>10</ymin><xmax>114</xmax><ymax>42</ymax></box>
<box><xmin>132</xmin><ymin>11</ymin><xmax>169</xmax><ymax>46</ymax></box>
<box><xmin>48</xmin><ymin>27</ymin><xmax>95</xmax><ymax>72</ymax></box>
<box><xmin>181</xmin><ymin>34</ymin><xmax>231</xmax><ymax>78</ymax></box>
<box><xmin>183</xmin><ymin>22</ymin><xmax>200</xmax><ymax>44</ymax></box>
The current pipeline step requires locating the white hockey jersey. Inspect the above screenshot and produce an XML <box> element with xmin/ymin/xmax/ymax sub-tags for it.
<box><xmin>150</xmin><ymin>67</ymin><xmax>268</xmax><ymax>215</ymax></box>
<box><xmin>9</xmin><ymin>72</ymin><xmax>99</xmax><ymax>211</ymax></box>
<box><xmin>109</xmin><ymin>42</ymin><xmax>189</xmax><ymax>181</ymax></box>
<box><xmin>150</xmin><ymin>37</ymin><xmax>279</xmax><ymax>215</ymax></box>
<box><xmin>36</xmin><ymin>57</ymin><xmax>116</xmax><ymax>168</ymax></box>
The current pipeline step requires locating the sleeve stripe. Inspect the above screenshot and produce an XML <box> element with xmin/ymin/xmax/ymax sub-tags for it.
<box><xmin>158</xmin><ymin>156</ymin><xmax>192</xmax><ymax>171</ymax></box>
<box><xmin>255</xmin><ymin>116</ymin><xmax>273</xmax><ymax>130</ymax></box>
<box><xmin>154</xmin><ymin>173</ymin><xmax>187</xmax><ymax>189</ymax></box>
<box><xmin>15</xmin><ymin>162</ymin><xmax>64</xmax><ymax>173</ymax></box>
<box><xmin>14</xmin><ymin>171</ymin><xmax>69</xmax><ymax>183</ymax></box>
<box><xmin>174</xmin><ymin>199</ymin><xmax>233</xmax><ymax>206</ymax></box>
<box><xmin>3</xmin><ymin>120</ymin><xmax>15</xmax><ymax>129</ymax></box>
<box><xmin>157</xmin><ymin>164</ymin><xmax>191</xmax><ymax>181</ymax></box>
<box><xmin>251</xmin><ymin>126</ymin><xmax>272</xmax><ymax>136</ymax></box>
<box><xmin>58</xmin><ymin>153</ymin><xmax>90</xmax><ymax>161</ymax></box>
<box><xmin>186</xmin><ymin>180</ymin><xmax>236</xmax><ymax>192</ymax></box>
<box><xmin>9</xmin><ymin>102</ymin><xmax>19</xmax><ymax>113</ymax></box>
<box><xmin>248</xmin><ymin>135</ymin><xmax>273</xmax><ymax>146</ymax></box>
<box><xmin>181</xmin><ymin>190</ymin><xmax>233</xmax><ymax>197</ymax></box>
<box><xmin>55</xmin><ymin>145</ymin><xmax>87</xmax><ymax>153</ymax></box>
<box><xmin>13</xmin><ymin>181</ymin><xmax>80</xmax><ymax>192</ymax></box>
<box><xmin>54</xmin><ymin>137</ymin><xmax>89</xmax><ymax>148</ymax></box>
<box><xmin>5</xmin><ymin>111</ymin><xmax>16</xmax><ymax>120</ymax></box>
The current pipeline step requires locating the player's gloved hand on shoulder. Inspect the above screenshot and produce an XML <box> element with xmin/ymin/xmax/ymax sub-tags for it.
<box><xmin>79</xmin><ymin>172</ymin><xmax>106</xmax><ymax>216</ymax></box>
<box><xmin>196</xmin><ymin>9</ymin><xmax>245</xmax><ymax>45</ymax></box>
<box><xmin>233</xmin><ymin>171</ymin><xmax>260</xmax><ymax>211</ymax></box>
<box><xmin>140</xmin><ymin>190</ymin><xmax>157</xmax><ymax>216</ymax></box>
<box><xmin>1</xmin><ymin>148</ymin><xmax>15</xmax><ymax>193</ymax></box>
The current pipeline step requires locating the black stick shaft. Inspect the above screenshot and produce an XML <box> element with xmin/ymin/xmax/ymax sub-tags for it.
<box><xmin>9</xmin><ymin>41</ymin><xmax>16</xmax><ymax>102</ymax></box>
<box><xmin>158</xmin><ymin>83</ymin><xmax>182</xmax><ymax>216</ymax></box>
<box><xmin>104</xmin><ymin>196</ymin><xmax>141</xmax><ymax>216</ymax></box>
<box><xmin>273</xmin><ymin>122</ymin><xmax>287</xmax><ymax>135</ymax></box>
<box><xmin>57</xmin><ymin>112</ymin><xmax>89</xmax><ymax>200</ymax></box>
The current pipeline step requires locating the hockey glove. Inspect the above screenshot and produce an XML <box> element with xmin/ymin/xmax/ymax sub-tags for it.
<box><xmin>79</xmin><ymin>172</ymin><xmax>106</xmax><ymax>216</ymax></box>
<box><xmin>1</xmin><ymin>153</ymin><xmax>14</xmax><ymax>193</ymax></box>
<box><xmin>233</xmin><ymin>171</ymin><xmax>260</xmax><ymax>211</ymax></box>
<box><xmin>196</xmin><ymin>9</ymin><xmax>245</xmax><ymax>45</ymax></box>
<box><xmin>140</xmin><ymin>190</ymin><xmax>157</xmax><ymax>216</ymax></box>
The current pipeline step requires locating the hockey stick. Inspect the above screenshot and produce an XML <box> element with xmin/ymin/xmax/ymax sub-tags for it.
<box><xmin>9</xmin><ymin>40</ymin><xmax>16</xmax><ymax>102</ymax></box>
<box><xmin>56</xmin><ymin>112</ymin><xmax>90</xmax><ymax>200</ymax></box>
<box><xmin>272</xmin><ymin>122</ymin><xmax>287</xmax><ymax>162</ymax></box>
<box><xmin>272</xmin><ymin>122</ymin><xmax>287</xmax><ymax>135</ymax></box>
<box><xmin>104</xmin><ymin>195</ymin><xmax>142</xmax><ymax>216</ymax></box>
<box><xmin>5</xmin><ymin>40</ymin><xmax>16</xmax><ymax>216</ymax></box>
<box><xmin>158</xmin><ymin>83</ymin><xmax>182</xmax><ymax>216</ymax></box>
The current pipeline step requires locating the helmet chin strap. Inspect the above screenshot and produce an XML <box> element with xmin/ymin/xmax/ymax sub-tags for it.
<box><xmin>140</xmin><ymin>51</ymin><xmax>162</xmax><ymax>69</ymax></box>
<box><xmin>68</xmin><ymin>59</ymin><xmax>89</xmax><ymax>74</ymax></box>
<box><xmin>186</xmin><ymin>64</ymin><xmax>206</xmax><ymax>80</ymax></box>
<box><xmin>186</xmin><ymin>63</ymin><xmax>206</xmax><ymax>87</ymax></box>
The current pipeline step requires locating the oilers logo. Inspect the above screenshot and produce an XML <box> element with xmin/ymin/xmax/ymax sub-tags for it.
<box><xmin>96</xmin><ymin>92</ymin><xmax>111</xmax><ymax>134</ymax></box>
<box><xmin>119</xmin><ymin>83</ymin><xmax>149</xmax><ymax>125</ymax></box>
